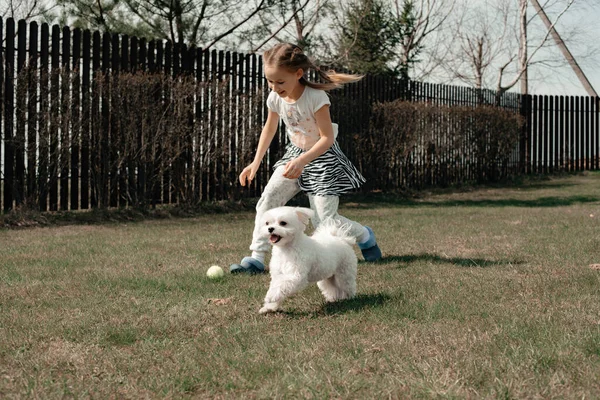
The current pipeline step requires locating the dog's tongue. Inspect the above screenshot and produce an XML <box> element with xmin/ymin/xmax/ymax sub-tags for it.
<box><xmin>270</xmin><ymin>234</ymin><xmax>280</xmax><ymax>243</ymax></box>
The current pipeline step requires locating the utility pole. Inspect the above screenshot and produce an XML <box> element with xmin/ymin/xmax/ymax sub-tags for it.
<box><xmin>520</xmin><ymin>0</ymin><xmax>528</xmax><ymax>94</ymax></box>
<box><xmin>529</xmin><ymin>0</ymin><xmax>598</xmax><ymax>97</ymax></box>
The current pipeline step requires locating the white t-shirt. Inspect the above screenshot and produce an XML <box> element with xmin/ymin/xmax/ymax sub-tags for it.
<box><xmin>266</xmin><ymin>86</ymin><xmax>339</xmax><ymax>151</ymax></box>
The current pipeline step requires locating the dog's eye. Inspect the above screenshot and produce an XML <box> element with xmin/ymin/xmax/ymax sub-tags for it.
<box><xmin>265</xmin><ymin>221</ymin><xmax>270</xmax><ymax>226</ymax></box>
<box><xmin>279</xmin><ymin>221</ymin><xmax>287</xmax><ymax>226</ymax></box>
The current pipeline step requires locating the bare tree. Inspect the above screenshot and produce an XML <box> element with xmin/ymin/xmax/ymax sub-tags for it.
<box><xmin>390</xmin><ymin>0</ymin><xmax>456</xmax><ymax>80</ymax></box>
<box><xmin>234</xmin><ymin>0</ymin><xmax>332</xmax><ymax>57</ymax></box>
<box><xmin>52</xmin><ymin>0</ymin><xmax>271</xmax><ymax>49</ymax></box>
<box><xmin>1</xmin><ymin>0</ymin><xmax>50</xmax><ymax>21</ymax></box>
<box><xmin>441</xmin><ymin>0</ymin><xmax>513</xmax><ymax>90</ymax></box>
<box><xmin>495</xmin><ymin>0</ymin><xmax>576</xmax><ymax>99</ymax></box>
<box><xmin>440</xmin><ymin>0</ymin><xmax>594</xmax><ymax>100</ymax></box>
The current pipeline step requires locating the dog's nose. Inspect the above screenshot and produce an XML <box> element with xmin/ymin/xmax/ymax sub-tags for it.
<box><xmin>268</xmin><ymin>227</ymin><xmax>274</xmax><ymax>233</ymax></box>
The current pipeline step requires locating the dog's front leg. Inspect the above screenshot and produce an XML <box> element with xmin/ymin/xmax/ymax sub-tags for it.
<box><xmin>259</xmin><ymin>274</ymin><xmax>308</xmax><ymax>314</ymax></box>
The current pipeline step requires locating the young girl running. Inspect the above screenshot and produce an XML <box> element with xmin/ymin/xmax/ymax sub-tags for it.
<box><xmin>230</xmin><ymin>43</ymin><xmax>382</xmax><ymax>274</ymax></box>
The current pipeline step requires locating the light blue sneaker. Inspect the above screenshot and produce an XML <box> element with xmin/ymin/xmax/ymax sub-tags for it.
<box><xmin>229</xmin><ymin>257</ymin><xmax>266</xmax><ymax>274</ymax></box>
<box><xmin>358</xmin><ymin>226</ymin><xmax>382</xmax><ymax>262</ymax></box>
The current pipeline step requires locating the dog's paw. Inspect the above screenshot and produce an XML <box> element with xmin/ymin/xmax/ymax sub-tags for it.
<box><xmin>259</xmin><ymin>303</ymin><xmax>280</xmax><ymax>314</ymax></box>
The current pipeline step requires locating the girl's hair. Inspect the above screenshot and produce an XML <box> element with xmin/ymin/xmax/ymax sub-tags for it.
<box><xmin>262</xmin><ymin>43</ymin><xmax>363</xmax><ymax>91</ymax></box>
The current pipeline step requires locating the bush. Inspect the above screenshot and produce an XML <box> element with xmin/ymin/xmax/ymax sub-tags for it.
<box><xmin>9</xmin><ymin>66</ymin><xmax>265</xmax><ymax>210</ymax></box>
<box><xmin>357</xmin><ymin>100</ymin><xmax>524</xmax><ymax>190</ymax></box>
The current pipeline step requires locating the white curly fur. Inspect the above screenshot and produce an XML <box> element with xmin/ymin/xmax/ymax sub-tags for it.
<box><xmin>258</xmin><ymin>206</ymin><xmax>358</xmax><ymax>314</ymax></box>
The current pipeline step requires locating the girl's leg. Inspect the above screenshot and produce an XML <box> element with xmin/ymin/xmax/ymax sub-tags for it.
<box><xmin>308</xmin><ymin>195</ymin><xmax>365</xmax><ymax>238</ymax></box>
<box><xmin>230</xmin><ymin>166</ymin><xmax>301</xmax><ymax>273</ymax></box>
<box><xmin>308</xmin><ymin>195</ymin><xmax>382</xmax><ymax>261</ymax></box>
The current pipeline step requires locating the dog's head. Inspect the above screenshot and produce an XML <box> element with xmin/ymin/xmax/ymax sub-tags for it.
<box><xmin>261</xmin><ymin>206</ymin><xmax>314</xmax><ymax>247</ymax></box>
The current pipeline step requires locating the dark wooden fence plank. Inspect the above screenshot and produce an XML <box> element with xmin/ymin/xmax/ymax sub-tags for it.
<box><xmin>531</xmin><ymin>95</ymin><xmax>538</xmax><ymax>174</ymax></box>
<box><xmin>100</xmin><ymin>32</ymin><xmax>111</xmax><ymax>208</ymax></box>
<box><xmin>585</xmin><ymin>97</ymin><xmax>590</xmax><ymax>170</ymax></box>
<box><xmin>229</xmin><ymin>52</ymin><xmax>239</xmax><ymax>200</ymax></box>
<box><xmin>3</xmin><ymin>18</ymin><xmax>14</xmax><ymax>211</ymax></box>
<box><xmin>59</xmin><ymin>26</ymin><xmax>70</xmax><ymax>210</ymax></box>
<box><xmin>163</xmin><ymin>41</ymin><xmax>172</xmax><ymax>204</ymax></box>
<box><xmin>71</xmin><ymin>28</ymin><xmax>81</xmax><ymax>210</ymax></box>
<box><xmin>58</xmin><ymin>28</ymin><xmax>69</xmax><ymax>208</ymax></box>
<box><xmin>200</xmin><ymin>48</ymin><xmax>210</xmax><ymax>202</ymax></box>
<box><xmin>16</xmin><ymin>19</ymin><xmax>27</xmax><ymax>206</ymax></box>
<box><xmin>171</xmin><ymin>42</ymin><xmax>182</xmax><ymax>203</ymax></box>
<box><xmin>119</xmin><ymin>34</ymin><xmax>129</xmax><ymax>207</ymax></box>
<box><xmin>183</xmin><ymin>44</ymin><xmax>195</xmax><ymax>202</ymax></box>
<box><xmin>542</xmin><ymin>95</ymin><xmax>548</xmax><ymax>174</ymax></box>
<box><xmin>216</xmin><ymin>50</ymin><xmax>224</xmax><ymax>200</ymax></box>
<box><xmin>48</xmin><ymin>24</ymin><xmax>61</xmax><ymax>211</ymax></box>
<box><xmin>91</xmin><ymin>31</ymin><xmax>101</xmax><ymax>208</ymax></box>
<box><xmin>38</xmin><ymin>23</ymin><xmax>49</xmax><ymax>211</ymax></box>
<box><xmin>0</xmin><ymin>18</ymin><xmax>4</xmax><ymax>211</ymax></box>
<box><xmin>194</xmin><ymin>48</ymin><xmax>204</xmax><ymax>202</ymax></box>
<box><xmin>575</xmin><ymin>96</ymin><xmax>581</xmax><ymax>171</ymax></box>
<box><xmin>242</xmin><ymin>52</ymin><xmax>252</xmax><ymax>197</ymax></box>
<box><xmin>110</xmin><ymin>33</ymin><xmax>119</xmax><ymax>208</ymax></box>
<box><xmin>551</xmin><ymin>96</ymin><xmax>561</xmax><ymax>172</ymax></box>
<box><xmin>129</xmin><ymin>36</ymin><xmax>140</xmax><ymax>205</ymax></box>
<box><xmin>152</xmin><ymin>40</ymin><xmax>163</xmax><ymax>205</ymax></box>
<box><xmin>569</xmin><ymin>96</ymin><xmax>575</xmax><ymax>172</ymax></box>
<box><xmin>223</xmin><ymin>50</ymin><xmax>232</xmax><ymax>200</ymax></box>
<box><xmin>596</xmin><ymin>97</ymin><xmax>600</xmax><ymax>170</ymax></box>
<box><xmin>27</xmin><ymin>22</ymin><xmax>39</xmax><ymax>205</ymax></box>
<box><xmin>81</xmin><ymin>29</ymin><xmax>91</xmax><ymax>209</ymax></box>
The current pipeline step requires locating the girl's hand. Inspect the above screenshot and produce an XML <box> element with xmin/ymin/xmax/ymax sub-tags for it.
<box><xmin>283</xmin><ymin>158</ymin><xmax>306</xmax><ymax>179</ymax></box>
<box><xmin>239</xmin><ymin>162</ymin><xmax>260</xmax><ymax>186</ymax></box>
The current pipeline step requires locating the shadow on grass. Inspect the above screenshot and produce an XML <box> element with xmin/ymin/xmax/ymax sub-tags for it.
<box><xmin>379</xmin><ymin>253</ymin><xmax>523</xmax><ymax>268</ymax></box>
<box><xmin>282</xmin><ymin>293</ymin><xmax>391</xmax><ymax>318</ymax></box>
<box><xmin>344</xmin><ymin>195</ymin><xmax>599</xmax><ymax>209</ymax></box>
<box><xmin>415</xmin><ymin>195</ymin><xmax>599</xmax><ymax>208</ymax></box>
<box><xmin>322</xmin><ymin>293</ymin><xmax>391</xmax><ymax>315</ymax></box>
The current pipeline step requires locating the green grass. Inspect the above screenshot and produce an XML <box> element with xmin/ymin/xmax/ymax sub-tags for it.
<box><xmin>1</xmin><ymin>172</ymin><xmax>600</xmax><ymax>398</ymax></box>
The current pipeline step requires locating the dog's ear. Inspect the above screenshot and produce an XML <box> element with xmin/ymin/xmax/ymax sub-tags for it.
<box><xmin>295</xmin><ymin>207</ymin><xmax>314</xmax><ymax>226</ymax></box>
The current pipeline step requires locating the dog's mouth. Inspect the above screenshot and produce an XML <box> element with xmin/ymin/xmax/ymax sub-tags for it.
<box><xmin>269</xmin><ymin>234</ymin><xmax>282</xmax><ymax>244</ymax></box>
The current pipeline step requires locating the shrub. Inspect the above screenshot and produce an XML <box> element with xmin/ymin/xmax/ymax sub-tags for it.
<box><xmin>357</xmin><ymin>100</ymin><xmax>524</xmax><ymax>190</ymax></box>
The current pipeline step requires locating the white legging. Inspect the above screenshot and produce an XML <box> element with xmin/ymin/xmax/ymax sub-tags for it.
<box><xmin>249</xmin><ymin>166</ymin><xmax>366</xmax><ymax>254</ymax></box>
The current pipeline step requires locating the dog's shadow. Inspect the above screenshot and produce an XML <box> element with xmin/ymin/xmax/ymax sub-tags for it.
<box><xmin>370</xmin><ymin>253</ymin><xmax>524</xmax><ymax>268</ymax></box>
<box><xmin>282</xmin><ymin>293</ymin><xmax>391</xmax><ymax>318</ymax></box>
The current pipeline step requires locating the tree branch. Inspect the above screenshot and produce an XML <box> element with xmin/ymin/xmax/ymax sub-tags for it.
<box><xmin>204</xmin><ymin>0</ymin><xmax>267</xmax><ymax>50</ymax></box>
<box><xmin>251</xmin><ymin>0</ymin><xmax>310</xmax><ymax>53</ymax></box>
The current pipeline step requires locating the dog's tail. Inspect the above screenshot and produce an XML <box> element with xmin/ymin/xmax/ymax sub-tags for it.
<box><xmin>313</xmin><ymin>219</ymin><xmax>356</xmax><ymax>246</ymax></box>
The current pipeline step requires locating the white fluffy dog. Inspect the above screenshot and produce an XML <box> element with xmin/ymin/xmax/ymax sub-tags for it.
<box><xmin>259</xmin><ymin>206</ymin><xmax>358</xmax><ymax>314</ymax></box>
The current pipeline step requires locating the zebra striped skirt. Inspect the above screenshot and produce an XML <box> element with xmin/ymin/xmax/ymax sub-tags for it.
<box><xmin>273</xmin><ymin>142</ymin><xmax>366</xmax><ymax>196</ymax></box>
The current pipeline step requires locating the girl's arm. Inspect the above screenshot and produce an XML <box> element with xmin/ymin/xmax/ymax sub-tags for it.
<box><xmin>239</xmin><ymin>110</ymin><xmax>280</xmax><ymax>186</ymax></box>
<box><xmin>282</xmin><ymin>105</ymin><xmax>335</xmax><ymax>179</ymax></box>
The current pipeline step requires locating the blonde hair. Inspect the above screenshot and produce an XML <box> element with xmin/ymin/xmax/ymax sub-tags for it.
<box><xmin>262</xmin><ymin>43</ymin><xmax>363</xmax><ymax>91</ymax></box>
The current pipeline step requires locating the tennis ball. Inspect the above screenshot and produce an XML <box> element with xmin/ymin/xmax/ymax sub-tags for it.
<box><xmin>206</xmin><ymin>265</ymin><xmax>224</xmax><ymax>279</ymax></box>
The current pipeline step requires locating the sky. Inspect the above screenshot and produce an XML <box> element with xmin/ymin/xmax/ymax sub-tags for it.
<box><xmin>6</xmin><ymin>0</ymin><xmax>600</xmax><ymax>97</ymax></box>
<box><xmin>514</xmin><ymin>3</ymin><xmax>600</xmax><ymax>96</ymax></box>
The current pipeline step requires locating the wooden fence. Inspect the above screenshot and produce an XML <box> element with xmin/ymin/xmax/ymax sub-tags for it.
<box><xmin>0</xmin><ymin>17</ymin><xmax>599</xmax><ymax>213</ymax></box>
<box><xmin>523</xmin><ymin>95</ymin><xmax>600</xmax><ymax>174</ymax></box>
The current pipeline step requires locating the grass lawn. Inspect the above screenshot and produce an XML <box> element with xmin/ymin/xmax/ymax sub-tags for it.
<box><xmin>1</xmin><ymin>172</ymin><xmax>599</xmax><ymax>398</ymax></box>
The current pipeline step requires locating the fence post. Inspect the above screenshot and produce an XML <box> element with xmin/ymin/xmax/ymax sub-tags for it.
<box><xmin>61</xmin><ymin>26</ymin><xmax>71</xmax><ymax>211</ymax></box>
<box><xmin>0</xmin><ymin>18</ymin><xmax>4</xmax><ymax>212</ymax></box>
<box><xmin>16</xmin><ymin>19</ymin><xmax>27</xmax><ymax>207</ymax></box>
<box><xmin>518</xmin><ymin>94</ymin><xmax>528</xmax><ymax>174</ymax></box>
<box><xmin>596</xmin><ymin>97</ymin><xmax>600</xmax><ymax>170</ymax></box>
<box><xmin>4</xmin><ymin>18</ymin><xmax>15</xmax><ymax>212</ymax></box>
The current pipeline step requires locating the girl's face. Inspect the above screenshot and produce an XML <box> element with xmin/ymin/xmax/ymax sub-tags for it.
<box><xmin>264</xmin><ymin>64</ymin><xmax>303</xmax><ymax>99</ymax></box>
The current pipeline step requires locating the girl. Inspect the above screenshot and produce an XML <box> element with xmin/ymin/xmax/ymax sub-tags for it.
<box><xmin>230</xmin><ymin>43</ymin><xmax>382</xmax><ymax>274</ymax></box>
